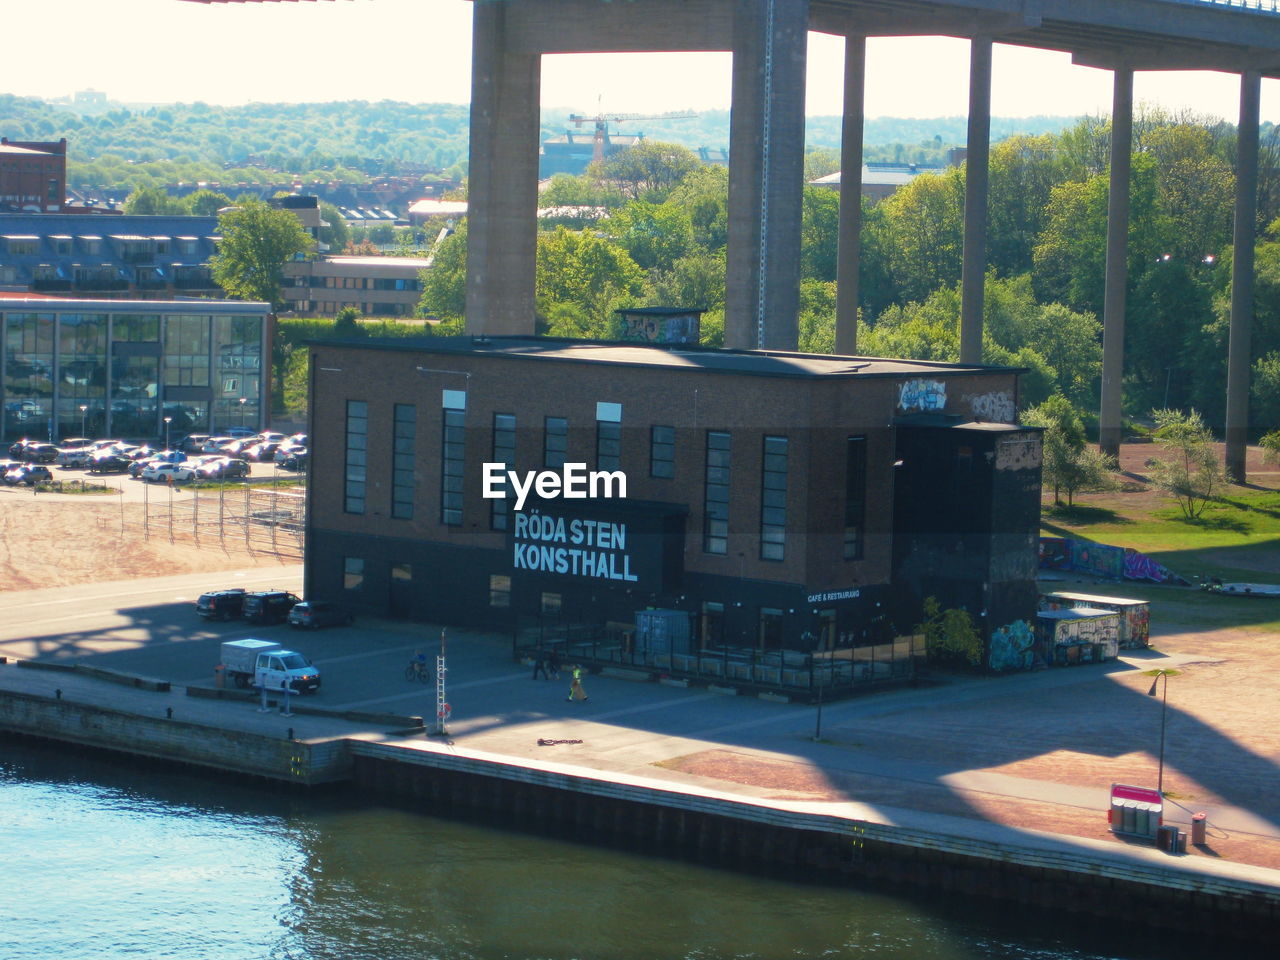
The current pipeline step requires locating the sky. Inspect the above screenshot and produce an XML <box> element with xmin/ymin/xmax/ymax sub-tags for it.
<box><xmin>4</xmin><ymin>0</ymin><xmax>1280</xmax><ymax>123</ymax></box>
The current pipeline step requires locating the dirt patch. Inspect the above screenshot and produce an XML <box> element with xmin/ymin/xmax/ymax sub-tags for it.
<box><xmin>0</xmin><ymin>492</ymin><xmax>292</xmax><ymax>591</ymax></box>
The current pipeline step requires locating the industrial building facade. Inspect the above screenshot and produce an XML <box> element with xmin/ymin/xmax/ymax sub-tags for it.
<box><xmin>1</xmin><ymin>296</ymin><xmax>269</xmax><ymax>442</ymax></box>
<box><xmin>304</xmin><ymin>336</ymin><xmax>1043</xmax><ymax>688</ymax></box>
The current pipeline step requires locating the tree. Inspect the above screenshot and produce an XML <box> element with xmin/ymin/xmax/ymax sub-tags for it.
<box><xmin>122</xmin><ymin>184</ymin><xmax>184</xmax><ymax>216</ymax></box>
<box><xmin>1254</xmin><ymin>351</ymin><xmax>1280</xmax><ymax>427</ymax></box>
<box><xmin>801</xmin><ymin>185</ymin><xmax>840</xmax><ymax>283</ymax></box>
<box><xmin>916</xmin><ymin>597</ymin><xmax>983</xmax><ymax>667</ymax></box>
<box><xmin>874</xmin><ymin>168</ymin><xmax>965</xmax><ymax>305</ymax></box>
<box><xmin>597</xmin><ymin>141</ymin><xmax>699</xmax><ymax>202</ymax></box>
<box><xmin>185</xmin><ymin>188</ymin><xmax>233</xmax><ymax>217</ymax></box>
<box><xmin>601</xmin><ymin>200</ymin><xmax>693</xmax><ymax>273</ymax></box>
<box><xmin>318</xmin><ymin>200</ymin><xmax>350</xmax><ymax>254</ymax></box>
<box><xmin>1022</xmin><ymin>395</ymin><xmax>1118</xmax><ymax>505</ymax></box>
<box><xmin>1145</xmin><ymin>408</ymin><xmax>1230</xmax><ymax>519</ymax></box>
<box><xmin>664</xmin><ymin>164</ymin><xmax>729</xmax><ymax>252</ymax></box>
<box><xmin>1261</xmin><ymin>428</ymin><xmax>1280</xmax><ymax>467</ymax></box>
<box><xmin>209</xmin><ymin>197</ymin><xmax>314</xmax><ymax>310</ymax></box>
<box><xmin>536</xmin><ymin>226</ymin><xmax>645</xmax><ymax>335</ymax></box>
<box><xmin>417</xmin><ymin>221</ymin><xmax>466</xmax><ymax>323</ymax></box>
<box><xmin>333</xmin><ymin>306</ymin><xmax>363</xmax><ymax>337</ymax></box>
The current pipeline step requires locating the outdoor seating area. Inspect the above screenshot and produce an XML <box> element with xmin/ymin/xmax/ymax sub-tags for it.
<box><xmin>514</xmin><ymin>618</ymin><xmax>926</xmax><ymax>700</ymax></box>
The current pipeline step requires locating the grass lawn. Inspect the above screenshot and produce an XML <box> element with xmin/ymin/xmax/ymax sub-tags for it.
<box><xmin>1038</xmin><ymin>474</ymin><xmax>1280</xmax><ymax>635</ymax></box>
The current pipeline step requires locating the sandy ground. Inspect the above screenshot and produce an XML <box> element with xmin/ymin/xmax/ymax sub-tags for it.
<box><xmin>0</xmin><ymin>491</ymin><xmax>291</xmax><ymax>592</ymax></box>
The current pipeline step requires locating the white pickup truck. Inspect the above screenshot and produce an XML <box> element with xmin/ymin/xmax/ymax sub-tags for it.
<box><xmin>220</xmin><ymin>638</ymin><xmax>322</xmax><ymax>693</ymax></box>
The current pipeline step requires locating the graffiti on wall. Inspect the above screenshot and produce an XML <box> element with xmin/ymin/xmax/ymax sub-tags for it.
<box><xmin>898</xmin><ymin>379</ymin><xmax>946</xmax><ymax>413</ymax></box>
<box><xmin>964</xmin><ymin>390</ymin><xmax>1016</xmax><ymax>423</ymax></box>
<box><xmin>988</xmin><ymin>619</ymin><xmax>1039</xmax><ymax>672</ymax></box>
<box><xmin>994</xmin><ymin>433</ymin><xmax>1043</xmax><ymax>471</ymax></box>
<box><xmin>1038</xmin><ymin>537</ymin><xmax>1187</xmax><ymax>586</ymax></box>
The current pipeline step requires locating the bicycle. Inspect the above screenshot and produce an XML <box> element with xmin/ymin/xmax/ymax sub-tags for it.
<box><xmin>405</xmin><ymin>659</ymin><xmax>433</xmax><ymax>683</ymax></box>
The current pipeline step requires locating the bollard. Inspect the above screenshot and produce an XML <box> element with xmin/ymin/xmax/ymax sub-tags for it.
<box><xmin>1191</xmin><ymin>812</ymin><xmax>1207</xmax><ymax>845</ymax></box>
<box><xmin>214</xmin><ymin>664</ymin><xmax>225</xmax><ymax>690</ymax></box>
<box><xmin>165</xmin><ymin>706</ymin><xmax>173</xmax><ymax>720</ymax></box>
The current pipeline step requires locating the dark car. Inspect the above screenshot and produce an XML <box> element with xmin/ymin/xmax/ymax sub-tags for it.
<box><xmin>23</xmin><ymin>443</ymin><xmax>59</xmax><ymax>463</ymax></box>
<box><xmin>243</xmin><ymin>590</ymin><xmax>301</xmax><ymax>625</ymax></box>
<box><xmin>194</xmin><ymin>588</ymin><xmax>247</xmax><ymax>621</ymax></box>
<box><xmin>287</xmin><ymin>600</ymin><xmax>354</xmax><ymax>630</ymax></box>
<box><xmin>280</xmin><ymin>449</ymin><xmax>309</xmax><ymax>471</ymax></box>
<box><xmin>88</xmin><ymin>453</ymin><xmax>132</xmax><ymax>473</ymax></box>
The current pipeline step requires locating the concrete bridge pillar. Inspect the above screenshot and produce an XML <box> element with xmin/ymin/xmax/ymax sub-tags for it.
<box><xmin>959</xmin><ymin>36</ymin><xmax>992</xmax><ymax>365</ymax></box>
<box><xmin>835</xmin><ymin>34</ymin><xmax>865</xmax><ymax>356</ymax></box>
<box><xmin>1226</xmin><ymin>69</ymin><xmax>1261</xmax><ymax>484</ymax></box>
<box><xmin>465</xmin><ymin>0</ymin><xmax>542</xmax><ymax>336</ymax></box>
<box><xmin>1099</xmin><ymin>67</ymin><xmax>1133</xmax><ymax>461</ymax></box>
<box><xmin>725</xmin><ymin>0</ymin><xmax>809</xmax><ymax>351</ymax></box>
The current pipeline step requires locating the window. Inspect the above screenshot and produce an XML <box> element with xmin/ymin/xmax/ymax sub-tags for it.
<box><xmin>392</xmin><ymin>563</ymin><xmax>412</xmax><ymax>582</ymax></box>
<box><xmin>541</xmin><ymin>592</ymin><xmax>562</xmax><ymax>616</ymax></box>
<box><xmin>5</xmin><ymin>237</ymin><xmax>36</xmax><ymax>255</ymax></box>
<box><xmin>489</xmin><ymin>574</ymin><xmax>511</xmax><ymax>608</ymax></box>
<box><xmin>758</xmin><ymin>607</ymin><xmax>784</xmax><ymax>651</ymax></box>
<box><xmin>650</xmin><ymin>425</ymin><xmax>675</xmax><ymax>479</ymax></box>
<box><xmin>596</xmin><ymin>402</ymin><xmax>621</xmax><ymax>471</ymax></box>
<box><xmin>544</xmin><ymin>416</ymin><xmax>567</xmax><ymax>469</ymax></box>
<box><xmin>441</xmin><ymin>408</ymin><xmax>465</xmax><ymax>525</ymax></box>
<box><xmin>759</xmin><ymin>436</ymin><xmax>788</xmax><ymax>561</ymax></box>
<box><xmin>343</xmin><ymin>557</ymin><xmax>365</xmax><ymax>591</ymax></box>
<box><xmin>345</xmin><ymin>400</ymin><xmax>368</xmax><ymax>514</ymax></box>
<box><xmin>162</xmin><ymin>315</ymin><xmax>210</xmax><ymax>387</ymax></box>
<box><xmin>491</xmin><ymin>413</ymin><xmax>516</xmax><ymax>530</ymax></box>
<box><xmin>392</xmin><ymin>404</ymin><xmax>416</xmax><ymax>519</ymax></box>
<box><xmin>844</xmin><ymin>435</ymin><xmax>867</xmax><ymax>560</ymax></box>
<box><xmin>113</xmin><ymin>314</ymin><xmax>159</xmax><ymax>343</ymax></box>
<box><xmin>703</xmin><ymin>431</ymin><xmax>730</xmax><ymax>555</ymax></box>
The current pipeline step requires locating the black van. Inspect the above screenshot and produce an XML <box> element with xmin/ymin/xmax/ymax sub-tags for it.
<box><xmin>243</xmin><ymin>590</ymin><xmax>301</xmax><ymax>625</ymax></box>
<box><xmin>195</xmin><ymin>588</ymin><xmax>246</xmax><ymax>621</ymax></box>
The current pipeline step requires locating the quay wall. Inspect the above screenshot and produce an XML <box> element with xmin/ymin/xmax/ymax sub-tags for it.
<box><xmin>2</xmin><ymin>687</ymin><xmax>1277</xmax><ymax>945</ymax></box>
<box><xmin>0</xmin><ymin>688</ymin><xmax>352</xmax><ymax>785</ymax></box>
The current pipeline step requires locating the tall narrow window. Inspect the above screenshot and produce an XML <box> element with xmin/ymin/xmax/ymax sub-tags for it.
<box><xmin>391</xmin><ymin>404</ymin><xmax>416</xmax><ymax>519</ymax></box>
<box><xmin>703</xmin><ymin>431</ymin><xmax>730</xmax><ymax>555</ymax></box>
<box><xmin>544</xmin><ymin>416</ymin><xmax>567</xmax><ymax>469</ymax></box>
<box><xmin>491</xmin><ymin>413</ymin><xmax>516</xmax><ymax>530</ymax></box>
<box><xmin>344</xmin><ymin>400</ymin><xmax>367</xmax><ymax>514</ymax></box>
<box><xmin>759</xmin><ymin>436</ymin><xmax>788</xmax><ymax>561</ymax></box>
<box><xmin>650</xmin><ymin>425</ymin><xmax>675</xmax><ymax>479</ymax></box>
<box><xmin>343</xmin><ymin>556</ymin><xmax>365</xmax><ymax>591</ymax></box>
<box><xmin>441</xmin><ymin>408</ymin><xmax>466</xmax><ymax>525</ymax></box>
<box><xmin>844</xmin><ymin>435</ymin><xmax>867</xmax><ymax>560</ymax></box>
<box><xmin>596</xmin><ymin>401</ymin><xmax>622</xmax><ymax>472</ymax></box>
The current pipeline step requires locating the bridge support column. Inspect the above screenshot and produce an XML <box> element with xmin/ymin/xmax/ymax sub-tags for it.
<box><xmin>835</xmin><ymin>34</ymin><xmax>865</xmax><ymax>356</ymax></box>
<box><xmin>1099</xmin><ymin>67</ymin><xmax>1133</xmax><ymax>460</ymax></box>
<box><xmin>725</xmin><ymin>0</ymin><xmax>808</xmax><ymax>351</ymax></box>
<box><xmin>465</xmin><ymin>0</ymin><xmax>541</xmax><ymax>336</ymax></box>
<box><xmin>1226</xmin><ymin>69</ymin><xmax>1261</xmax><ymax>483</ymax></box>
<box><xmin>959</xmin><ymin>36</ymin><xmax>992</xmax><ymax>365</ymax></box>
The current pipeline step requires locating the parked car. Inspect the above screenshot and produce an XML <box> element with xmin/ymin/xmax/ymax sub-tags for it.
<box><xmin>199</xmin><ymin>457</ymin><xmax>250</xmax><ymax>480</ymax></box>
<box><xmin>201</xmin><ymin>436</ymin><xmax>236</xmax><ymax>454</ymax></box>
<box><xmin>4</xmin><ymin>465</ymin><xmax>52</xmax><ymax>485</ymax></box>
<box><xmin>242</xmin><ymin>590</ymin><xmax>301</xmax><ymax>625</ymax></box>
<box><xmin>177</xmin><ymin>434</ymin><xmax>211</xmax><ymax>454</ymax></box>
<box><xmin>56</xmin><ymin>447</ymin><xmax>95</xmax><ymax>468</ymax></box>
<box><xmin>242</xmin><ymin>440</ymin><xmax>279</xmax><ymax>462</ymax></box>
<box><xmin>256</xmin><ymin>431</ymin><xmax>287</xmax><ymax>445</ymax></box>
<box><xmin>58</xmin><ymin>437</ymin><xmax>93</xmax><ymax>450</ymax></box>
<box><xmin>287</xmin><ymin>600</ymin><xmax>354</xmax><ymax>630</ymax></box>
<box><xmin>195</xmin><ymin>588</ymin><xmax>247</xmax><ymax>621</ymax></box>
<box><xmin>279</xmin><ymin>449</ymin><xmax>309</xmax><ymax>471</ymax></box>
<box><xmin>141</xmin><ymin>462</ymin><xmax>185</xmax><ymax>484</ymax></box>
<box><xmin>88</xmin><ymin>453</ymin><xmax>131</xmax><ymax>473</ymax></box>
<box><xmin>274</xmin><ymin>434</ymin><xmax>308</xmax><ymax>462</ymax></box>
<box><xmin>222</xmin><ymin>426</ymin><xmax>258</xmax><ymax>439</ymax></box>
<box><xmin>22</xmin><ymin>443</ymin><xmax>58</xmax><ymax>463</ymax></box>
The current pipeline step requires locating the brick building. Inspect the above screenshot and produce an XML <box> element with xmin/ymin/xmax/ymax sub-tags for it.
<box><xmin>0</xmin><ymin>138</ymin><xmax>66</xmax><ymax>213</ymax></box>
<box><xmin>303</xmin><ymin>335</ymin><xmax>1043</xmax><ymax>693</ymax></box>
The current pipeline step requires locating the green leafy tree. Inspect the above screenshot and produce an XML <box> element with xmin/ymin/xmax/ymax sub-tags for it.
<box><xmin>416</xmin><ymin>221</ymin><xmax>466</xmax><ymax>322</ymax></box>
<box><xmin>664</xmin><ymin>164</ymin><xmax>729</xmax><ymax>252</ymax></box>
<box><xmin>1022</xmin><ymin>395</ymin><xmax>1118</xmax><ymax>505</ymax></box>
<box><xmin>801</xmin><ymin>185</ymin><xmax>840</xmax><ymax>283</ymax></box>
<box><xmin>1145</xmin><ymin>408</ymin><xmax>1230</xmax><ymax>518</ymax></box>
<box><xmin>602</xmin><ymin>200</ymin><xmax>693</xmax><ymax>273</ymax></box>
<box><xmin>916</xmin><ymin>597</ymin><xmax>983</xmax><ymax>667</ymax></box>
<box><xmin>797</xmin><ymin>279</ymin><xmax>837</xmax><ymax>354</ymax></box>
<box><xmin>318</xmin><ymin>201</ymin><xmax>350</xmax><ymax>254</ymax></box>
<box><xmin>122</xmin><ymin>184</ymin><xmax>185</xmax><ymax>215</ymax></box>
<box><xmin>643</xmin><ymin>250</ymin><xmax>725</xmax><ymax>312</ymax></box>
<box><xmin>1253</xmin><ymin>351</ymin><xmax>1280</xmax><ymax>427</ymax></box>
<box><xmin>596</xmin><ymin>140</ymin><xmax>699</xmax><ymax>202</ymax></box>
<box><xmin>185</xmin><ymin>188</ymin><xmax>233</xmax><ymax>217</ymax></box>
<box><xmin>874</xmin><ymin>168</ymin><xmax>965</xmax><ymax>305</ymax></box>
<box><xmin>536</xmin><ymin>226</ymin><xmax>645</xmax><ymax>335</ymax></box>
<box><xmin>333</xmin><ymin>306</ymin><xmax>363</xmax><ymax>337</ymax></box>
<box><xmin>1260</xmin><ymin>428</ymin><xmax>1280</xmax><ymax>467</ymax></box>
<box><xmin>209</xmin><ymin>197</ymin><xmax>314</xmax><ymax>310</ymax></box>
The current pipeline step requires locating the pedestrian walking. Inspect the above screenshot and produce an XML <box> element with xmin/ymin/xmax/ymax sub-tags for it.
<box><xmin>532</xmin><ymin>651</ymin><xmax>548</xmax><ymax>680</ymax></box>
<box><xmin>547</xmin><ymin>649</ymin><xmax>561</xmax><ymax>680</ymax></box>
<box><xmin>567</xmin><ymin>664</ymin><xmax>588</xmax><ymax>701</ymax></box>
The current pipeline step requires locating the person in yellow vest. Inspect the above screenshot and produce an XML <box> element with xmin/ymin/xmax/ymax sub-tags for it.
<box><xmin>567</xmin><ymin>664</ymin><xmax>588</xmax><ymax>702</ymax></box>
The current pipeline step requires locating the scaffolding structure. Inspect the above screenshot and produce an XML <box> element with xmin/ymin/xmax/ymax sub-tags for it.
<box><xmin>126</xmin><ymin>480</ymin><xmax>306</xmax><ymax>561</ymax></box>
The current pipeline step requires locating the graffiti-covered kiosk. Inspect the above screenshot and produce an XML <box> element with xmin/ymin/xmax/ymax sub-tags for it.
<box><xmin>304</xmin><ymin>336</ymin><xmax>1043</xmax><ymax>697</ymax></box>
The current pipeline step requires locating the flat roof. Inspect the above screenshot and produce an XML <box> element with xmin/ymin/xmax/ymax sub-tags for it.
<box><xmin>313</xmin><ymin>335</ymin><xmax>1019</xmax><ymax>380</ymax></box>
<box><xmin>0</xmin><ymin>297</ymin><xmax>270</xmax><ymax>314</ymax></box>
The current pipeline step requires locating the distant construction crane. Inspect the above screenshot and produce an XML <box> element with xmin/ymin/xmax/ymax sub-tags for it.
<box><xmin>567</xmin><ymin>110</ymin><xmax>697</xmax><ymax>164</ymax></box>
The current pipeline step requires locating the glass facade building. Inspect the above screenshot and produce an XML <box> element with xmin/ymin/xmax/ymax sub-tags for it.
<box><xmin>0</xmin><ymin>297</ymin><xmax>269</xmax><ymax>442</ymax></box>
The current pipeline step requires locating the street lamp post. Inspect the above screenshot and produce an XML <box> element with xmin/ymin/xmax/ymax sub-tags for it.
<box><xmin>1146</xmin><ymin>669</ymin><xmax>1179</xmax><ymax>796</ymax></box>
<box><xmin>238</xmin><ymin>397</ymin><xmax>247</xmax><ymax>430</ymax></box>
<box><xmin>78</xmin><ymin>404</ymin><xmax>88</xmax><ymax>439</ymax></box>
<box><xmin>163</xmin><ymin>416</ymin><xmax>172</xmax><ymax>452</ymax></box>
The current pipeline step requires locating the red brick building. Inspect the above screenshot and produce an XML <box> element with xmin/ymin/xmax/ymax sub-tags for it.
<box><xmin>303</xmin><ymin>336</ymin><xmax>1043</xmax><ymax>694</ymax></box>
<box><xmin>0</xmin><ymin>138</ymin><xmax>66</xmax><ymax>213</ymax></box>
